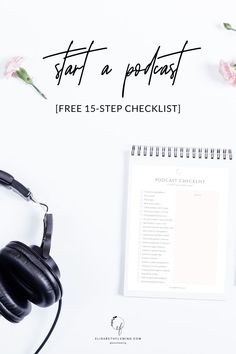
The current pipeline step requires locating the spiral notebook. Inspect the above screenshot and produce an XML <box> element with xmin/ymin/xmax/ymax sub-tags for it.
<box><xmin>124</xmin><ymin>145</ymin><xmax>233</xmax><ymax>300</ymax></box>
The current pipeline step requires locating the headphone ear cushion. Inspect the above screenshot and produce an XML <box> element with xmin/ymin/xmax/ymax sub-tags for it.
<box><xmin>0</xmin><ymin>242</ymin><xmax>62</xmax><ymax>308</ymax></box>
<box><xmin>0</xmin><ymin>271</ymin><xmax>31</xmax><ymax>323</ymax></box>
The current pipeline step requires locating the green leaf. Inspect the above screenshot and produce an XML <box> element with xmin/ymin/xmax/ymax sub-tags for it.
<box><xmin>15</xmin><ymin>67</ymin><xmax>33</xmax><ymax>85</ymax></box>
<box><xmin>223</xmin><ymin>22</ymin><xmax>236</xmax><ymax>31</ymax></box>
<box><xmin>223</xmin><ymin>23</ymin><xmax>232</xmax><ymax>30</ymax></box>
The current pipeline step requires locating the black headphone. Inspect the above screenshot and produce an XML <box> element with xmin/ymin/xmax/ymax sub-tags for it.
<box><xmin>0</xmin><ymin>170</ymin><xmax>63</xmax><ymax>353</ymax></box>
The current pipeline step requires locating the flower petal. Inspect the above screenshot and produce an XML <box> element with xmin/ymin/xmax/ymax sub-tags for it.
<box><xmin>219</xmin><ymin>60</ymin><xmax>236</xmax><ymax>85</ymax></box>
<box><xmin>3</xmin><ymin>56</ymin><xmax>24</xmax><ymax>78</ymax></box>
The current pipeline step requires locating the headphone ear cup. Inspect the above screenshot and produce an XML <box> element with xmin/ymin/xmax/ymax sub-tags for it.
<box><xmin>30</xmin><ymin>245</ymin><xmax>61</xmax><ymax>279</ymax></box>
<box><xmin>0</xmin><ymin>242</ymin><xmax>62</xmax><ymax>308</ymax></box>
<box><xmin>0</xmin><ymin>270</ymin><xmax>31</xmax><ymax>323</ymax></box>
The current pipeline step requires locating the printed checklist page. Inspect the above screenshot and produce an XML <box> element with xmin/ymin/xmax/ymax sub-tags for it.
<box><xmin>124</xmin><ymin>156</ymin><xmax>229</xmax><ymax>300</ymax></box>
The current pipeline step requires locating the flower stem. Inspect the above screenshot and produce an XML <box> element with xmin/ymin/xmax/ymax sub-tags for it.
<box><xmin>31</xmin><ymin>83</ymin><xmax>47</xmax><ymax>99</ymax></box>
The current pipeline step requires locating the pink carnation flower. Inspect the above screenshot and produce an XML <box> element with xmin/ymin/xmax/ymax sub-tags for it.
<box><xmin>219</xmin><ymin>60</ymin><xmax>236</xmax><ymax>85</ymax></box>
<box><xmin>3</xmin><ymin>56</ymin><xmax>47</xmax><ymax>99</ymax></box>
<box><xmin>4</xmin><ymin>56</ymin><xmax>24</xmax><ymax>78</ymax></box>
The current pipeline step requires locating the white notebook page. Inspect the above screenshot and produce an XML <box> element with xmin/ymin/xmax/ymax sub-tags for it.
<box><xmin>124</xmin><ymin>149</ymin><xmax>230</xmax><ymax>300</ymax></box>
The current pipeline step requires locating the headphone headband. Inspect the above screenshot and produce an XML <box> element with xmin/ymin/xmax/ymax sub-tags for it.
<box><xmin>42</xmin><ymin>214</ymin><xmax>53</xmax><ymax>259</ymax></box>
<box><xmin>0</xmin><ymin>170</ymin><xmax>31</xmax><ymax>200</ymax></box>
<box><xmin>0</xmin><ymin>169</ymin><xmax>53</xmax><ymax>260</ymax></box>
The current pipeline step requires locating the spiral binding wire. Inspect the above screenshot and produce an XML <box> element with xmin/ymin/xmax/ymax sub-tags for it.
<box><xmin>131</xmin><ymin>145</ymin><xmax>233</xmax><ymax>160</ymax></box>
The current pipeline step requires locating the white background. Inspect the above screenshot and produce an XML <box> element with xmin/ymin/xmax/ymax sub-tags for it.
<box><xmin>1</xmin><ymin>1</ymin><xmax>236</xmax><ymax>353</ymax></box>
